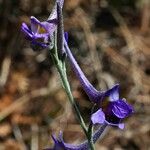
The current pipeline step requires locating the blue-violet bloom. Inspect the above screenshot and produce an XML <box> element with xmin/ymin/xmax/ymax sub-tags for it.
<box><xmin>21</xmin><ymin>0</ymin><xmax>64</xmax><ymax>48</ymax></box>
<box><xmin>64</xmin><ymin>40</ymin><xmax>133</xmax><ymax>128</ymax></box>
<box><xmin>45</xmin><ymin>124</ymin><xmax>107</xmax><ymax>150</ymax></box>
<box><xmin>45</xmin><ymin>132</ymin><xmax>88</xmax><ymax>150</ymax></box>
<box><xmin>91</xmin><ymin>85</ymin><xmax>133</xmax><ymax>129</ymax></box>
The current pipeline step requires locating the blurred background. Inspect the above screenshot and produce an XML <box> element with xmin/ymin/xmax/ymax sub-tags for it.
<box><xmin>0</xmin><ymin>0</ymin><xmax>150</xmax><ymax>149</ymax></box>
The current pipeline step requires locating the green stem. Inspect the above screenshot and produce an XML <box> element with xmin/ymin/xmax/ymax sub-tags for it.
<box><xmin>56</xmin><ymin>62</ymin><xmax>88</xmax><ymax>134</ymax></box>
<box><xmin>88</xmin><ymin>122</ymin><xmax>95</xmax><ymax>150</ymax></box>
<box><xmin>87</xmin><ymin>104</ymin><xmax>97</xmax><ymax>150</ymax></box>
<box><xmin>52</xmin><ymin>55</ymin><xmax>95</xmax><ymax>150</ymax></box>
<box><xmin>50</xmin><ymin>33</ymin><xmax>95</xmax><ymax>149</ymax></box>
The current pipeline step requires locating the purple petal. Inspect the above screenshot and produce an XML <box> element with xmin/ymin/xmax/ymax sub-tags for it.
<box><xmin>31</xmin><ymin>16</ymin><xmax>54</xmax><ymax>36</ymax></box>
<box><xmin>30</xmin><ymin>16</ymin><xmax>40</xmax><ymax>34</ymax></box>
<box><xmin>105</xmin><ymin>84</ymin><xmax>119</xmax><ymax>102</ymax></box>
<box><xmin>105</xmin><ymin>120</ymin><xmax>125</xmax><ymax>129</ymax></box>
<box><xmin>118</xmin><ymin>123</ymin><xmax>125</xmax><ymax>129</ymax></box>
<box><xmin>91</xmin><ymin>109</ymin><xmax>105</xmax><ymax>124</ymax></box>
<box><xmin>112</xmin><ymin>100</ymin><xmax>133</xmax><ymax>118</ymax></box>
<box><xmin>31</xmin><ymin>40</ymin><xmax>48</xmax><ymax>48</ymax></box>
<box><xmin>51</xmin><ymin>135</ymin><xmax>57</xmax><ymax>143</ymax></box>
<box><xmin>21</xmin><ymin>23</ymin><xmax>33</xmax><ymax>39</ymax></box>
<box><xmin>64</xmin><ymin>32</ymin><xmax>69</xmax><ymax>43</ymax></box>
<box><xmin>41</xmin><ymin>21</ymin><xmax>56</xmax><ymax>36</ymax></box>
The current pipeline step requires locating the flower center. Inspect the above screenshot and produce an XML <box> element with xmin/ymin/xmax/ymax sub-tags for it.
<box><xmin>98</xmin><ymin>98</ymin><xmax>120</xmax><ymax>124</ymax></box>
<box><xmin>37</xmin><ymin>25</ymin><xmax>47</xmax><ymax>34</ymax></box>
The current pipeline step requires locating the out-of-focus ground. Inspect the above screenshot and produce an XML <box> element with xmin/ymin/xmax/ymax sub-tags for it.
<box><xmin>0</xmin><ymin>0</ymin><xmax>150</xmax><ymax>149</ymax></box>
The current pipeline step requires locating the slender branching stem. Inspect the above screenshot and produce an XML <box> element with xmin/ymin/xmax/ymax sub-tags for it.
<box><xmin>50</xmin><ymin>52</ymin><xmax>95</xmax><ymax>149</ymax></box>
<box><xmin>56</xmin><ymin>63</ymin><xmax>95</xmax><ymax>150</ymax></box>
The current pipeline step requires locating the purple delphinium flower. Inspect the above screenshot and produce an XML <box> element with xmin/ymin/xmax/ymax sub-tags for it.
<box><xmin>45</xmin><ymin>132</ymin><xmax>88</xmax><ymax>150</ymax></box>
<box><xmin>21</xmin><ymin>0</ymin><xmax>64</xmax><ymax>49</ymax></box>
<box><xmin>91</xmin><ymin>85</ymin><xmax>133</xmax><ymax>129</ymax></box>
<box><xmin>21</xmin><ymin>17</ymin><xmax>56</xmax><ymax>48</ymax></box>
<box><xmin>45</xmin><ymin>124</ymin><xmax>107</xmax><ymax>150</ymax></box>
<box><xmin>64</xmin><ymin>39</ymin><xmax>133</xmax><ymax>128</ymax></box>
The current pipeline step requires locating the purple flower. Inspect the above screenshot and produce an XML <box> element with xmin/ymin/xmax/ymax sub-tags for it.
<box><xmin>64</xmin><ymin>40</ymin><xmax>133</xmax><ymax>128</ymax></box>
<box><xmin>45</xmin><ymin>132</ymin><xmax>88</xmax><ymax>150</ymax></box>
<box><xmin>21</xmin><ymin>0</ymin><xmax>64</xmax><ymax>48</ymax></box>
<box><xmin>91</xmin><ymin>85</ymin><xmax>133</xmax><ymax>129</ymax></box>
<box><xmin>45</xmin><ymin>124</ymin><xmax>107</xmax><ymax>150</ymax></box>
<box><xmin>21</xmin><ymin>17</ymin><xmax>56</xmax><ymax>48</ymax></box>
